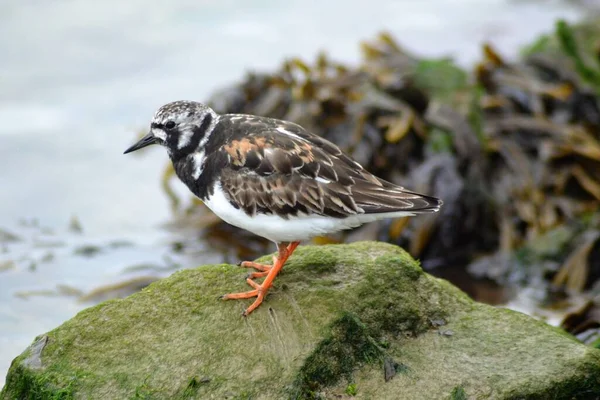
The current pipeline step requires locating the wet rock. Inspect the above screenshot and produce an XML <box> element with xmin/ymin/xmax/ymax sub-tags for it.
<box><xmin>14</xmin><ymin>289</ymin><xmax>57</xmax><ymax>300</ymax></box>
<box><xmin>22</xmin><ymin>336</ymin><xmax>48</xmax><ymax>370</ymax></box>
<box><xmin>0</xmin><ymin>228</ymin><xmax>21</xmax><ymax>243</ymax></box>
<box><xmin>2</xmin><ymin>242</ymin><xmax>599</xmax><ymax>399</ymax></box>
<box><xmin>73</xmin><ymin>244</ymin><xmax>103</xmax><ymax>257</ymax></box>
<box><xmin>108</xmin><ymin>240</ymin><xmax>135</xmax><ymax>248</ymax></box>
<box><xmin>68</xmin><ymin>216</ymin><xmax>83</xmax><ymax>234</ymax></box>
<box><xmin>0</xmin><ymin>260</ymin><xmax>15</xmax><ymax>272</ymax></box>
<box><xmin>78</xmin><ymin>276</ymin><xmax>160</xmax><ymax>303</ymax></box>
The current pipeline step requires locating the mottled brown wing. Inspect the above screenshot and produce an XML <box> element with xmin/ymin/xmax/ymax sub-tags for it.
<box><xmin>219</xmin><ymin>119</ymin><xmax>441</xmax><ymax>218</ymax></box>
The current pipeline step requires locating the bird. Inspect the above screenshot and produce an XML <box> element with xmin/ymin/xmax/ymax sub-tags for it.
<box><xmin>124</xmin><ymin>100</ymin><xmax>442</xmax><ymax>316</ymax></box>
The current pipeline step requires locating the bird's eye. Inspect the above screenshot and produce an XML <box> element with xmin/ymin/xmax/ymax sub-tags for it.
<box><xmin>165</xmin><ymin>121</ymin><xmax>176</xmax><ymax>129</ymax></box>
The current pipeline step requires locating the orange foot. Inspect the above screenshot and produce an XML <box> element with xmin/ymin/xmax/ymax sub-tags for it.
<box><xmin>238</xmin><ymin>260</ymin><xmax>272</xmax><ymax>279</ymax></box>
<box><xmin>222</xmin><ymin>241</ymin><xmax>300</xmax><ymax>316</ymax></box>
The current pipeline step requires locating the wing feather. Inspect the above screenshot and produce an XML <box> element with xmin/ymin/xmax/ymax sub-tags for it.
<box><xmin>219</xmin><ymin>117</ymin><xmax>441</xmax><ymax>218</ymax></box>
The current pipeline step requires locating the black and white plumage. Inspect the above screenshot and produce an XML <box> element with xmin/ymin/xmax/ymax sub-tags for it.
<box><xmin>124</xmin><ymin>100</ymin><xmax>442</xmax><ymax>315</ymax></box>
<box><xmin>125</xmin><ymin>101</ymin><xmax>441</xmax><ymax>242</ymax></box>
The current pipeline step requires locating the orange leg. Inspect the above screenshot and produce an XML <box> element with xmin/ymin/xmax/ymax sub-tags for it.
<box><xmin>222</xmin><ymin>241</ymin><xmax>300</xmax><ymax>316</ymax></box>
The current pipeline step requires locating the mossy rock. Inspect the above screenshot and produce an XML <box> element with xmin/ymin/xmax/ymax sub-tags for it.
<box><xmin>2</xmin><ymin>242</ymin><xmax>600</xmax><ymax>399</ymax></box>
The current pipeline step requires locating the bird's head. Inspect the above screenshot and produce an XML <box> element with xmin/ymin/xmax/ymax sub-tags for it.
<box><xmin>124</xmin><ymin>100</ymin><xmax>217</xmax><ymax>157</ymax></box>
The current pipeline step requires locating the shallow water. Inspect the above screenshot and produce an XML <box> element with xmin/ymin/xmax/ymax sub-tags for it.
<box><xmin>0</xmin><ymin>0</ymin><xmax>594</xmax><ymax>387</ymax></box>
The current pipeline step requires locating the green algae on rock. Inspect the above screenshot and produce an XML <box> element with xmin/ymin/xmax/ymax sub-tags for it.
<box><xmin>2</xmin><ymin>242</ymin><xmax>600</xmax><ymax>399</ymax></box>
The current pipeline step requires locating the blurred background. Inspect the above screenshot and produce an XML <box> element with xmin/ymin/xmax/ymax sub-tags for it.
<box><xmin>2</xmin><ymin>0</ymin><xmax>600</xmax><ymax>387</ymax></box>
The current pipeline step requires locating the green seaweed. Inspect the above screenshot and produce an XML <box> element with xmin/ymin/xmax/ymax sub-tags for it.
<box><xmin>132</xmin><ymin>377</ymin><xmax>158</xmax><ymax>400</ymax></box>
<box><xmin>427</xmin><ymin>128</ymin><xmax>454</xmax><ymax>154</ymax></box>
<box><xmin>556</xmin><ymin>20</ymin><xmax>600</xmax><ymax>89</ymax></box>
<box><xmin>521</xmin><ymin>34</ymin><xmax>553</xmax><ymax>56</ymax></box>
<box><xmin>521</xmin><ymin>18</ymin><xmax>600</xmax><ymax>95</ymax></box>
<box><xmin>450</xmin><ymin>386</ymin><xmax>467</xmax><ymax>400</ymax></box>
<box><xmin>2</xmin><ymin>242</ymin><xmax>600</xmax><ymax>400</ymax></box>
<box><xmin>291</xmin><ymin>313</ymin><xmax>384</xmax><ymax>398</ymax></box>
<box><xmin>413</xmin><ymin>58</ymin><xmax>469</xmax><ymax>99</ymax></box>
<box><xmin>345</xmin><ymin>383</ymin><xmax>357</xmax><ymax>396</ymax></box>
<box><xmin>179</xmin><ymin>376</ymin><xmax>209</xmax><ymax>399</ymax></box>
<box><xmin>468</xmin><ymin>85</ymin><xmax>486</xmax><ymax>146</ymax></box>
<box><xmin>2</xmin><ymin>358</ymin><xmax>79</xmax><ymax>400</ymax></box>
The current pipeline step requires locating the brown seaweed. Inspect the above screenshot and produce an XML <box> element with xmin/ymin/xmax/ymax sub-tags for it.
<box><xmin>152</xmin><ymin>21</ymin><xmax>600</xmax><ymax>323</ymax></box>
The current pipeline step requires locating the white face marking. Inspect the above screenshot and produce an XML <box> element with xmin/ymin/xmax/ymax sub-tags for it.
<box><xmin>198</xmin><ymin>114</ymin><xmax>218</xmax><ymax>149</ymax></box>
<box><xmin>150</xmin><ymin>101</ymin><xmax>218</xmax><ymax>152</ymax></box>
<box><xmin>276</xmin><ymin>126</ymin><xmax>303</xmax><ymax>141</ymax></box>
<box><xmin>151</xmin><ymin>127</ymin><xmax>167</xmax><ymax>142</ymax></box>
<box><xmin>191</xmin><ymin>151</ymin><xmax>205</xmax><ymax>179</ymax></box>
<box><xmin>177</xmin><ymin>126</ymin><xmax>194</xmax><ymax>149</ymax></box>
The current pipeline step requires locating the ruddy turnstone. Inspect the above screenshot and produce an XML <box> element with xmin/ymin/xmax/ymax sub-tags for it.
<box><xmin>124</xmin><ymin>100</ymin><xmax>442</xmax><ymax>316</ymax></box>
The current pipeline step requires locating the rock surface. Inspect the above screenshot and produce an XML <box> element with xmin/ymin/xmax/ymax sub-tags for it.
<box><xmin>2</xmin><ymin>242</ymin><xmax>600</xmax><ymax>399</ymax></box>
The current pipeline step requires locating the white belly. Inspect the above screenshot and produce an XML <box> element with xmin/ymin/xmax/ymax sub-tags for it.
<box><xmin>203</xmin><ymin>182</ymin><xmax>415</xmax><ymax>243</ymax></box>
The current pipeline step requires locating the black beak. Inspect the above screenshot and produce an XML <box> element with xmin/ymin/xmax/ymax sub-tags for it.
<box><xmin>123</xmin><ymin>132</ymin><xmax>158</xmax><ymax>154</ymax></box>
